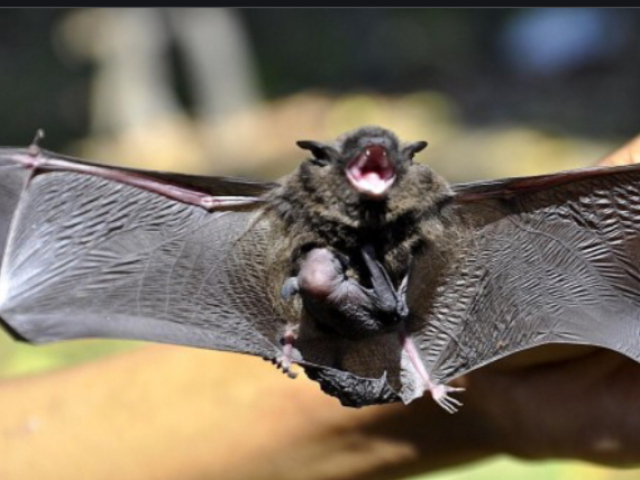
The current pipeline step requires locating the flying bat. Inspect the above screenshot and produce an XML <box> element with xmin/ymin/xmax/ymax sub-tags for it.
<box><xmin>1</xmin><ymin>126</ymin><xmax>640</xmax><ymax>413</ymax></box>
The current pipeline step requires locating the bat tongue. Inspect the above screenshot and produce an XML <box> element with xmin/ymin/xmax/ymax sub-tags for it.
<box><xmin>346</xmin><ymin>145</ymin><xmax>396</xmax><ymax>198</ymax></box>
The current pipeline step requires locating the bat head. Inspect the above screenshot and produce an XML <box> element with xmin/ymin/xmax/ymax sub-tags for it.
<box><xmin>297</xmin><ymin>126</ymin><xmax>428</xmax><ymax>200</ymax></box>
<box><xmin>272</xmin><ymin>126</ymin><xmax>451</xmax><ymax>240</ymax></box>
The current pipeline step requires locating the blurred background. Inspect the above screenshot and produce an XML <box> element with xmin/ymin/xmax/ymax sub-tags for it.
<box><xmin>1</xmin><ymin>8</ymin><xmax>640</xmax><ymax>480</ymax></box>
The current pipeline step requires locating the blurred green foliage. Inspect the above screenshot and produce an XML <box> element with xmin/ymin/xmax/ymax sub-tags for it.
<box><xmin>0</xmin><ymin>331</ymin><xmax>137</xmax><ymax>379</ymax></box>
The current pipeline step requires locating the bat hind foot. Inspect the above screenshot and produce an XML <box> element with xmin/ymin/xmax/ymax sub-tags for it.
<box><xmin>400</xmin><ymin>329</ymin><xmax>464</xmax><ymax>413</ymax></box>
<box><xmin>274</xmin><ymin>355</ymin><xmax>298</xmax><ymax>379</ymax></box>
<box><xmin>273</xmin><ymin>328</ymin><xmax>298</xmax><ymax>379</ymax></box>
<box><xmin>429</xmin><ymin>384</ymin><xmax>464</xmax><ymax>414</ymax></box>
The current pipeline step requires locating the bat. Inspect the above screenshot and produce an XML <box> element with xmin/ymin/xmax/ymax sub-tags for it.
<box><xmin>2</xmin><ymin>126</ymin><xmax>640</xmax><ymax>413</ymax></box>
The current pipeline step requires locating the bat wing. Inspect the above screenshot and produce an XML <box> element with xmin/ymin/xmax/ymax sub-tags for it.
<box><xmin>0</xmin><ymin>147</ymin><xmax>285</xmax><ymax>362</ymax></box>
<box><xmin>408</xmin><ymin>163</ymin><xmax>640</xmax><ymax>385</ymax></box>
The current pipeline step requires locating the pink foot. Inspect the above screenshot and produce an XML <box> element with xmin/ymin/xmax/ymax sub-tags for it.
<box><xmin>430</xmin><ymin>383</ymin><xmax>465</xmax><ymax>414</ymax></box>
<box><xmin>400</xmin><ymin>328</ymin><xmax>464</xmax><ymax>413</ymax></box>
<box><xmin>275</xmin><ymin>329</ymin><xmax>297</xmax><ymax>379</ymax></box>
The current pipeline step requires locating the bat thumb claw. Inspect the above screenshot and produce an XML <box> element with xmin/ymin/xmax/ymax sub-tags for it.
<box><xmin>29</xmin><ymin>128</ymin><xmax>45</xmax><ymax>155</ymax></box>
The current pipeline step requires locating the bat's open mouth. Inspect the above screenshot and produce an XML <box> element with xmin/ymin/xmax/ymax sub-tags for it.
<box><xmin>345</xmin><ymin>145</ymin><xmax>396</xmax><ymax>198</ymax></box>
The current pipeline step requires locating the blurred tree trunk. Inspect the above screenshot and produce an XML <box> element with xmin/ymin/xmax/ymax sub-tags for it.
<box><xmin>62</xmin><ymin>8</ymin><xmax>260</xmax><ymax>136</ymax></box>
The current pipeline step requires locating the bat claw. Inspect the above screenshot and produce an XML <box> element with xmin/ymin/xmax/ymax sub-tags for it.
<box><xmin>274</xmin><ymin>355</ymin><xmax>298</xmax><ymax>379</ymax></box>
<box><xmin>274</xmin><ymin>328</ymin><xmax>298</xmax><ymax>378</ymax></box>
<box><xmin>28</xmin><ymin>129</ymin><xmax>45</xmax><ymax>156</ymax></box>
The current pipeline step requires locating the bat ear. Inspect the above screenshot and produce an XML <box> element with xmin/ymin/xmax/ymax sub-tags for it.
<box><xmin>296</xmin><ymin>140</ymin><xmax>340</xmax><ymax>163</ymax></box>
<box><xmin>402</xmin><ymin>140</ymin><xmax>428</xmax><ymax>159</ymax></box>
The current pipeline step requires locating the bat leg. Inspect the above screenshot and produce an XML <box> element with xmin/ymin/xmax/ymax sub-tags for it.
<box><xmin>274</xmin><ymin>328</ymin><xmax>298</xmax><ymax>379</ymax></box>
<box><xmin>399</xmin><ymin>328</ymin><xmax>464</xmax><ymax>413</ymax></box>
<box><xmin>360</xmin><ymin>249</ymin><xmax>464</xmax><ymax>410</ymax></box>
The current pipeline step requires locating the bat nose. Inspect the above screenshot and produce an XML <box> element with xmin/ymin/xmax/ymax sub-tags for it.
<box><xmin>364</xmin><ymin>138</ymin><xmax>388</xmax><ymax>149</ymax></box>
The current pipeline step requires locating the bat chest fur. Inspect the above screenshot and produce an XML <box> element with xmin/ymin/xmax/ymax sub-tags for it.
<box><xmin>271</xmin><ymin>194</ymin><xmax>425</xmax><ymax>284</ymax></box>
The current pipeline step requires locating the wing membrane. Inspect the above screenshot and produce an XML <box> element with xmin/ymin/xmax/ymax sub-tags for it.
<box><xmin>410</xmin><ymin>165</ymin><xmax>640</xmax><ymax>383</ymax></box>
<box><xmin>0</xmin><ymin>152</ymin><xmax>283</xmax><ymax>361</ymax></box>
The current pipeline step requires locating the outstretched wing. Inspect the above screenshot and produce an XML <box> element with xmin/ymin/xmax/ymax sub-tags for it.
<box><xmin>409</xmin><ymin>164</ymin><xmax>640</xmax><ymax>384</ymax></box>
<box><xmin>0</xmin><ymin>147</ymin><xmax>284</xmax><ymax>362</ymax></box>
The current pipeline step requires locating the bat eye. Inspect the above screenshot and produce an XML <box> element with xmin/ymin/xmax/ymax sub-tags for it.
<box><xmin>310</xmin><ymin>157</ymin><xmax>330</xmax><ymax>167</ymax></box>
<box><xmin>296</xmin><ymin>140</ymin><xmax>339</xmax><ymax>166</ymax></box>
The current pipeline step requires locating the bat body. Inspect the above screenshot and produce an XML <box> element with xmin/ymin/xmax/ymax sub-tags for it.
<box><xmin>2</xmin><ymin>127</ymin><xmax>640</xmax><ymax>412</ymax></box>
